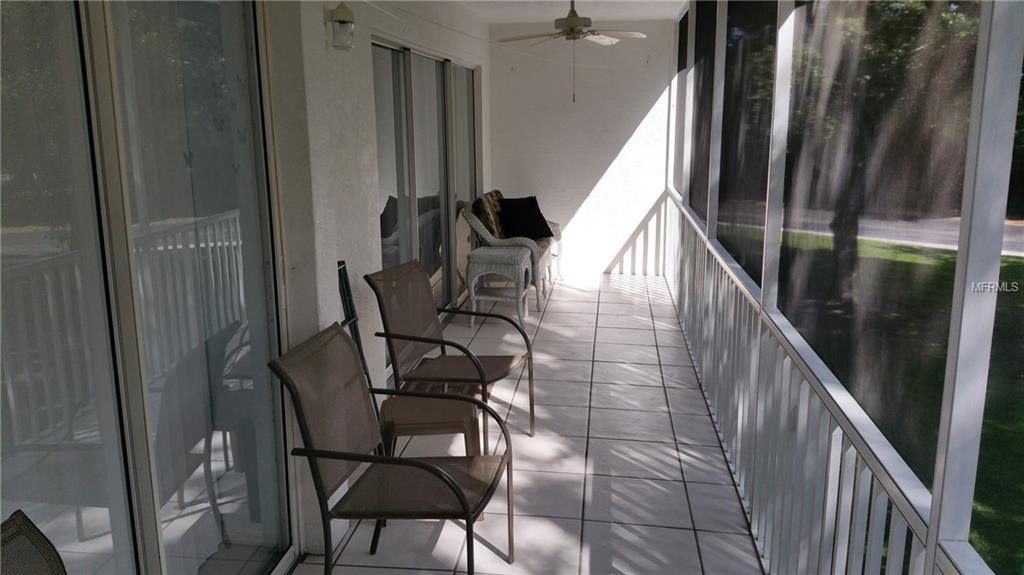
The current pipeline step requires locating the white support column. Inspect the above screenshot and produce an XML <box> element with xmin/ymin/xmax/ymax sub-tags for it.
<box><xmin>759</xmin><ymin>1</ymin><xmax>794</xmax><ymax>310</ymax></box>
<box><xmin>705</xmin><ymin>0</ymin><xmax>728</xmax><ymax>237</ymax></box>
<box><xmin>682</xmin><ymin>2</ymin><xmax>696</xmax><ymax>207</ymax></box>
<box><xmin>925</xmin><ymin>1</ymin><xmax>1024</xmax><ymax>571</ymax></box>
<box><xmin>666</xmin><ymin>16</ymin><xmax>681</xmax><ymax>194</ymax></box>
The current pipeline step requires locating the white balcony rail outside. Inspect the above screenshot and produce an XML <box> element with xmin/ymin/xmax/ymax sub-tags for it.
<box><xmin>671</xmin><ymin>195</ymin><xmax>938</xmax><ymax>573</ymax></box>
<box><xmin>2</xmin><ymin>210</ymin><xmax>245</xmax><ymax>446</ymax></box>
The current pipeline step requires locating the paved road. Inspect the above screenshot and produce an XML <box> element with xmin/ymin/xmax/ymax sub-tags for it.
<box><xmin>721</xmin><ymin>205</ymin><xmax>1024</xmax><ymax>256</ymax></box>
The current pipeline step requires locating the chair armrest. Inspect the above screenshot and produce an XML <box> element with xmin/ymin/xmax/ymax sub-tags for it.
<box><xmin>374</xmin><ymin>331</ymin><xmax>488</xmax><ymax>388</ymax></box>
<box><xmin>291</xmin><ymin>447</ymin><xmax>472</xmax><ymax>517</ymax></box>
<box><xmin>489</xmin><ymin>235</ymin><xmax>541</xmax><ymax>254</ymax></box>
<box><xmin>546</xmin><ymin>220</ymin><xmax>562</xmax><ymax>241</ymax></box>
<box><xmin>370</xmin><ymin>388</ymin><xmax>513</xmax><ymax>462</ymax></box>
<box><xmin>438</xmin><ymin>308</ymin><xmax>532</xmax><ymax>356</ymax></box>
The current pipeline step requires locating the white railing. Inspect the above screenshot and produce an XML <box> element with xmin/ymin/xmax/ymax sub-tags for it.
<box><xmin>2</xmin><ymin>251</ymin><xmax>103</xmax><ymax>445</ymax></box>
<box><xmin>130</xmin><ymin>210</ymin><xmax>246</xmax><ymax>382</ymax></box>
<box><xmin>605</xmin><ymin>191</ymin><xmax>683</xmax><ymax>283</ymax></box>
<box><xmin>667</xmin><ymin>195</ymin><xmax>970</xmax><ymax>574</ymax></box>
<box><xmin>1</xmin><ymin>211</ymin><xmax>246</xmax><ymax>444</ymax></box>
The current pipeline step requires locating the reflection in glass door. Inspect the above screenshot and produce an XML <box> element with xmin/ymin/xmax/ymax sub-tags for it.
<box><xmin>373</xmin><ymin>45</ymin><xmax>413</xmax><ymax>271</ymax></box>
<box><xmin>110</xmin><ymin>2</ymin><xmax>287</xmax><ymax>573</ymax></box>
<box><xmin>372</xmin><ymin>47</ymin><xmax>479</xmax><ymax>308</ymax></box>
<box><xmin>411</xmin><ymin>54</ymin><xmax>449</xmax><ymax>306</ymax></box>
<box><xmin>1</xmin><ymin>3</ymin><xmax>136</xmax><ymax>573</ymax></box>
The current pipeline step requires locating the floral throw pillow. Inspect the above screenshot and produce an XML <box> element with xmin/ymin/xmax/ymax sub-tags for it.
<box><xmin>472</xmin><ymin>190</ymin><xmax>505</xmax><ymax>239</ymax></box>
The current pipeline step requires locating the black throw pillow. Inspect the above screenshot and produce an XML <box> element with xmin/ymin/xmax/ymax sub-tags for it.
<box><xmin>498</xmin><ymin>196</ymin><xmax>554</xmax><ymax>240</ymax></box>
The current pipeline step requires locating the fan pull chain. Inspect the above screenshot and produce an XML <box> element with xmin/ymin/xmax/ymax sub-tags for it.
<box><xmin>572</xmin><ymin>38</ymin><xmax>576</xmax><ymax>103</ymax></box>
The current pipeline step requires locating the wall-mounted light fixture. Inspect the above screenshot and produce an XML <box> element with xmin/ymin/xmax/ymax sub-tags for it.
<box><xmin>325</xmin><ymin>3</ymin><xmax>355</xmax><ymax>51</ymax></box>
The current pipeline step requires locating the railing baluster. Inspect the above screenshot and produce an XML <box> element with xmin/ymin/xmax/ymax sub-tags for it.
<box><xmin>909</xmin><ymin>536</ymin><xmax>927</xmax><ymax>574</ymax></box>
<box><xmin>847</xmin><ymin>457</ymin><xmax>873</xmax><ymax>574</ymax></box>
<box><xmin>818</xmin><ymin>428</ymin><xmax>845</xmax><ymax>573</ymax></box>
<box><xmin>864</xmin><ymin>479</ymin><xmax>890</xmax><ymax>574</ymax></box>
<box><xmin>887</xmin><ymin>512</ymin><xmax>910</xmax><ymax>574</ymax></box>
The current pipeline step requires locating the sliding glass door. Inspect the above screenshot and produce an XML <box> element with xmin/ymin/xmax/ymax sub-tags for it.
<box><xmin>412</xmin><ymin>55</ymin><xmax>449</xmax><ymax>306</ymax></box>
<box><xmin>2</xmin><ymin>3</ymin><xmax>289</xmax><ymax>574</ymax></box>
<box><xmin>372</xmin><ymin>45</ymin><xmax>478</xmax><ymax>308</ymax></box>
<box><xmin>1</xmin><ymin>4</ymin><xmax>136</xmax><ymax>572</ymax></box>
<box><xmin>109</xmin><ymin>3</ymin><xmax>287</xmax><ymax>573</ymax></box>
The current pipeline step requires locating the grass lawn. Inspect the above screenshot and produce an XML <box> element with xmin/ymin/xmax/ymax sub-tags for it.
<box><xmin>768</xmin><ymin>230</ymin><xmax>1024</xmax><ymax>574</ymax></box>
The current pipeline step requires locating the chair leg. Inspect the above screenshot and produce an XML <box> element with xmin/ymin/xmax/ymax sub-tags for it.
<box><xmin>482</xmin><ymin>410</ymin><xmax>490</xmax><ymax>455</ymax></box>
<box><xmin>464</xmin><ymin>416</ymin><xmax>481</xmax><ymax>456</ymax></box>
<box><xmin>506</xmin><ymin>461</ymin><xmax>515</xmax><ymax>564</ymax></box>
<box><xmin>323</xmin><ymin>518</ymin><xmax>333</xmax><ymax>575</ymax></box>
<box><xmin>222</xmin><ymin>430</ymin><xmax>232</xmax><ymax>471</ymax></box>
<box><xmin>469</xmin><ymin>277</ymin><xmax>478</xmax><ymax>328</ymax></box>
<box><xmin>369</xmin><ymin>519</ymin><xmax>385</xmax><ymax>554</ymax></box>
<box><xmin>534</xmin><ymin>274</ymin><xmax>543</xmax><ymax>312</ymax></box>
<box><xmin>466</xmin><ymin>516</ymin><xmax>475</xmax><ymax>575</ymax></box>
<box><xmin>75</xmin><ymin>505</ymin><xmax>86</xmax><ymax>541</ymax></box>
<box><xmin>203</xmin><ymin>432</ymin><xmax>229</xmax><ymax>545</ymax></box>
<box><xmin>556</xmin><ymin>241</ymin><xmax>563</xmax><ymax>280</ymax></box>
<box><xmin>527</xmin><ymin>358</ymin><xmax>535</xmax><ymax>437</ymax></box>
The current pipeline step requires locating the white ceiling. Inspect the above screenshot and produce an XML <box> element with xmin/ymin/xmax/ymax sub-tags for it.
<box><xmin>459</xmin><ymin>1</ymin><xmax>683</xmax><ymax>24</ymax></box>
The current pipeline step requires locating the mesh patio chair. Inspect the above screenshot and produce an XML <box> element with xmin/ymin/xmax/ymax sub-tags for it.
<box><xmin>268</xmin><ymin>324</ymin><xmax>513</xmax><ymax>575</ymax></box>
<box><xmin>365</xmin><ymin>261</ymin><xmax>536</xmax><ymax>454</ymax></box>
<box><xmin>1</xmin><ymin>510</ymin><xmax>68</xmax><ymax>575</ymax></box>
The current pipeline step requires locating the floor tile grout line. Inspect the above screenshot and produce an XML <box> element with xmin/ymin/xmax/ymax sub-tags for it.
<box><xmin>570</xmin><ymin>519</ymin><xmax>756</xmax><ymax>537</ymax></box>
<box><xmin>647</xmin><ymin>275</ymin><xmax>707</xmax><ymax>575</ymax></box>
<box><xmin>575</xmin><ymin>283</ymin><xmax>601</xmax><ymax>575</ymax></box>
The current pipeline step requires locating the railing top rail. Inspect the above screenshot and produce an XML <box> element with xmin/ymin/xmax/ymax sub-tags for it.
<box><xmin>1</xmin><ymin>251</ymin><xmax>82</xmax><ymax>277</ymax></box>
<box><xmin>669</xmin><ymin>187</ymin><xmax>762</xmax><ymax>309</ymax></box>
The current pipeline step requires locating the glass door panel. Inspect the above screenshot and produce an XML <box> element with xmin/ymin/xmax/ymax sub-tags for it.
<box><xmin>110</xmin><ymin>2</ymin><xmax>287</xmax><ymax>573</ymax></box>
<box><xmin>373</xmin><ymin>45</ymin><xmax>412</xmax><ymax>270</ymax></box>
<box><xmin>1</xmin><ymin>3</ymin><xmax>136</xmax><ymax>573</ymax></box>
<box><xmin>411</xmin><ymin>54</ymin><xmax>448</xmax><ymax>305</ymax></box>
<box><xmin>451</xmin><ymin>65</ymin><xmax>476</xmax><ymax>299</ymax></box>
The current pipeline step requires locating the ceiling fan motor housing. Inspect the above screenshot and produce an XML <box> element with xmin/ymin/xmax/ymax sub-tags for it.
<box><xmin>555</xmin><ymin>12</ymin><xmax>592</xmax><ymax>39</ymax></box>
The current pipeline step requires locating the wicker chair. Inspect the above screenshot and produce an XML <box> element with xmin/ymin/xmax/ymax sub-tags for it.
<box><xmin>459</xmin><ymin>198</ymin><xmax>561</xmax><ymax>311</ymax></box>
<box><xmin>269</xmin><ymin>324</ymin><xmax>513</xmax><ymax>575</ymax></box>
<box><xmin>1</xmin><ymin>510</ymin><xmax>68</xmax><ymax>575</ymax></box>
<box><xmin>365</xmin><ymin>261</ymin><xmax>536</xmax><ymax>455</ymax></box>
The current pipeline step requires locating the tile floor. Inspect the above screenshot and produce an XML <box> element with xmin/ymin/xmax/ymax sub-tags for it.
<box><xmin>296</xmin><ymin>275</ymin><xmax>762</xmax><ymax>575</ymax></box>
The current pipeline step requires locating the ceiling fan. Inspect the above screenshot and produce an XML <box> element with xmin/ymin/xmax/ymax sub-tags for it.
<box><xmin>497</xmin><ymin>1</ymin><xmax>647</xmax><ymax>101</ymax></box>
<box><xmin>497</xmin><ymin>1</ymin><xmax>648</xmax><ymax>47</ymax></box>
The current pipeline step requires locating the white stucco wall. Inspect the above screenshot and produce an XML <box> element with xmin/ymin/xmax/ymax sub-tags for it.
<box><xmin>261</xmin><ymin>0</ymin><xmax>491</xmax><ymax>556</ymax></box>
<box><xmin>489</xmin><ymin>20</ymin><xmax>675</xmax><ymax>284</ymax></box>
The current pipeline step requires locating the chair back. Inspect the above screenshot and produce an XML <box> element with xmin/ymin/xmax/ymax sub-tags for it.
<box><xmin>1</xmin><ymin>510</ymin><xmax>68</xmax><ymax>575</ymax></box>
<box><xmin>461</xmin><ymin>205</ymin><xmax>500</xmax><ymax>249</ymax></box>
<box><xmin>364</xmin><ymin>261</ymin><xmax>443</xmax><ymax>372</ymax></box>
<box><xmin>268</xmin><ymin>324</ymin><xmax>381</xmax><ymax>497</ymax></box>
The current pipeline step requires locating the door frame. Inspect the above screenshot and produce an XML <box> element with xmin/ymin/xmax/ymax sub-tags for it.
<box><xmin>77</xmin><ymin>2</ymin><xmax>297</xmax><ymax>572</ymax></box>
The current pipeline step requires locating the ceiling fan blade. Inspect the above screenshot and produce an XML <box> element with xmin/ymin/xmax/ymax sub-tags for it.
<box><xmin>531</xmin><ymin>34</ymin><xmax>563</xmax><ymax>47</ymax></box>
<box><xmin>584</xmin><ymin>34</ymin><xmax>620</xmax><ymax>46</ymax></box>
<box><xmin>591</xmin><ymin>30</ymin><xmax>648</xmax><ymax>39</ymax></box>
<box><xmin>499</xmin><ymin>32</ymin><xmax>561</xmax><ymax>43</ymax></box>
